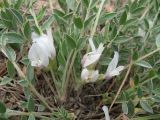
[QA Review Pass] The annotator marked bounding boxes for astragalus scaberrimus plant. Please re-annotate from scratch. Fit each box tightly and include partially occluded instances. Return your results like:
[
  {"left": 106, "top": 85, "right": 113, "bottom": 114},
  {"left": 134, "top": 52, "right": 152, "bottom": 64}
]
[{"left": 1, "top": 0, "right": 160, "bottom": 119}]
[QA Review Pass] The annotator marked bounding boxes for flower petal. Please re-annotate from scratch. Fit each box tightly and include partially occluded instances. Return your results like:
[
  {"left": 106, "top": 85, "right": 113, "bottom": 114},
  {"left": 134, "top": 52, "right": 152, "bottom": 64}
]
[
  {"left": 31, "top": 32, "right": 40, "bottom": 42},
  {"left": 46, "top": 27, "right": 56, "bottom": 58},
  {"left": 106, "top": 65, "right": 124, "bottom": 78},
  {"left": 90, "top": 70, "right": 99, "bottom": 82},
  {"left": 81, "top": 68, "right": 99, "bottom": 83},
  {"left": 29, "top": 29, "right": 57, "bottom": 68},
  {"left": 36, "top": 35, "right": 51, "bottom": 57},
  {"left": 83, "top": 52, "right": 101, "bottom": 67},
  {"left": 102, "top": 106, "right": 110, "bottom": 120},
  {"left": 31, "top": 31, "right": 56, "bottom": 59},
  {"left": 81, "top": 68, "right": 89, "bottom": 80},
  {"left": 106, "top": 51, "right": 119, "bottom": 74},
  {"left": 28, "top": 42, "right": 49, "bottom": 67},
  {"left": 97, "top": 43, "right": 104, "bottom": 54},
  {"left": 115, "top": 65, "right": 124, "bottom": 71},
  {"left": 46, "top": 27, "right": 53, "bottom": 43},
  {"left": 89, "top": 37, "right": 96, "bottom": 51}
]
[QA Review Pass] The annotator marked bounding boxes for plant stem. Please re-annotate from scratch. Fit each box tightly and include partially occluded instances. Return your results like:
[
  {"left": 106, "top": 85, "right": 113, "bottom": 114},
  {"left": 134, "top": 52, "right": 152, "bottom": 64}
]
[
  {"left": 49, "top": 67, "right": 60, "bottom": 98},
  {"left": 133, "top": 114, "right": 160, "bottom": 120},
  {"left": 123, "top": 48, "right": 160, "bottom": 70},
  {"left": 141, "top": 75, "right": 157, "bottom": 85},
  {"left": 29, "top": 84, "right": 53, "bottom": 111},
  {"left": 12, "top": 62, "right": 53, "bottom": 112},
  {"left": 63, "top": 50, "right": 77, "bottom": 101},
  {"left": 43, "top": 73, "right": 57, "bottom": 99},
  {"left": 87, "top": 0, "right": 105, "bottom": 52},
  {"left": 139, "top": 1, "right": 151, "bottom": 20},
  {"left": 29, "top": 9, "right": 43, "bottom": 35},
  {"left": 135, "top": 48, "right": 160, "bottom": 62},
  {"left": 61, "top": 50, "right": 74, "bottom": 101},
  {"left": 107, "top": 26, "right": 122, "bottom": 48},
  {"left": 79, "top": 0, "right": 93, "bottom": 47},
  {"left": 109, "top": 61, "right": 132, "bottom": 111},
  {"left": 8, "top": 110, "right": 52, "bottom": 119},
  {"left": 90, "top": 0, "right": 105, "bottom": 39},
  {"left": 48, "top": 0, "right": 53, "bottom": 11},
  {"left": 84, "top": 0, "right": 93, "bottom": 21}
]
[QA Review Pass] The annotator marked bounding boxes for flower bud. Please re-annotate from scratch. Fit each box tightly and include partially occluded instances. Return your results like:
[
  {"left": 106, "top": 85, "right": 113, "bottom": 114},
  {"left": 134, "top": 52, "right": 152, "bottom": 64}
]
[{"left": 81, "top": 68, "right": 99, "bottom": 83}]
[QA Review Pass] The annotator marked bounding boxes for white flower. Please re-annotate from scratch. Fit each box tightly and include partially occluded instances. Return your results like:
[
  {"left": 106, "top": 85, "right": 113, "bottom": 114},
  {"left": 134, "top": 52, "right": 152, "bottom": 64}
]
[
  {"left": 102, "top": 106, "right": 110, "bottom": 120},
  {"left": 28, "top": 28, "right": 56, "bottom": 67},
  {"left": 81, "top": 68, "right": 99, "bottom": 83},
  {"left": 105, "top": 51, "right": 124, "bottom": 80},
  {"left": 81, "top": 38, "right": 104, "bottom": 68}
]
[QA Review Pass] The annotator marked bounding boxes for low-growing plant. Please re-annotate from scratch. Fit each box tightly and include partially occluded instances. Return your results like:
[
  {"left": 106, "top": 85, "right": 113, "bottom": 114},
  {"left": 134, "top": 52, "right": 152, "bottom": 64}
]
[{"left": 0, "top": 0, "right": 160, "bottom": 119}]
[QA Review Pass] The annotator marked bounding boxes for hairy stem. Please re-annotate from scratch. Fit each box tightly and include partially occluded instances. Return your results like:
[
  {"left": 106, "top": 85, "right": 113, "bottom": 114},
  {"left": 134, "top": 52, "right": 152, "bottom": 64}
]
[
  {"left": 87, "top": 0, "right": 105, "bottom": 52},
  {"left": 8, "top": 110, "right": 52, "bottom": 119},
  {"left": 90, "top": 0, "right": 105, "bottom": 39},
  {"left": 136, "top": 48, "right": 160, "bottom": 62},
  {"left": 48, "top": 0, "right": 53, "bottom": 11},
  {"left": 12, "top": 62, "right": 53, "bottom": 112},
  {"left": 109, "top": 61, "right": 132, "bottom": 111},
  {"left": 29, "top": 9, "right": 43, "bottom": 35}
]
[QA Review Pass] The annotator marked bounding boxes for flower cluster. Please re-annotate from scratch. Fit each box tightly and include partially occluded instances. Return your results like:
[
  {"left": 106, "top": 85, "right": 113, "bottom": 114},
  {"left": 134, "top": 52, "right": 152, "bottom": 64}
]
[
  {"left": 81, "top": 38, "right": 104, "bottom": 83},
  {"left": 28, "top": 28, "right": 124, "bottom": 82},
  {"left": 28, "top": 28, "right": 56, "bottom": 68},
  {"left": 81, "top": 38, "right": 124, "bottom": 83}
]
